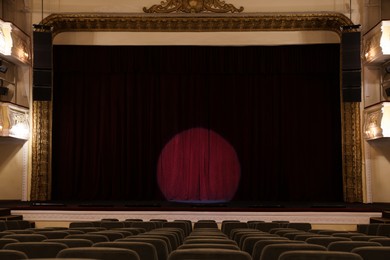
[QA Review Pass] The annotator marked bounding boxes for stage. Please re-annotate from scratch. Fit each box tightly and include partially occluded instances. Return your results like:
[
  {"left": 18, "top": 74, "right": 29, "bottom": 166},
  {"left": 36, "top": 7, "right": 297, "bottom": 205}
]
[{"left": 2, "top": 201, "right": 388, "bottom": 227}]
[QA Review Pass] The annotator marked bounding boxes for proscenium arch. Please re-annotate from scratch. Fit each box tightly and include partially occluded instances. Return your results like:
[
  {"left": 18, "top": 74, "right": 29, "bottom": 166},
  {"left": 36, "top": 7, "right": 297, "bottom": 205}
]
[{"left": 31, "top": 12, "right": 363, "bottom": 203}]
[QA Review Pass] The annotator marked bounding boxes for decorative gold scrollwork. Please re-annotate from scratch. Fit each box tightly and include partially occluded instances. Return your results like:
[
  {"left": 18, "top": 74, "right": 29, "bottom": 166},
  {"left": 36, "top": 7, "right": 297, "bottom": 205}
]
[{"left": 143, "top": 0, "right": 244, "bottom": 13}]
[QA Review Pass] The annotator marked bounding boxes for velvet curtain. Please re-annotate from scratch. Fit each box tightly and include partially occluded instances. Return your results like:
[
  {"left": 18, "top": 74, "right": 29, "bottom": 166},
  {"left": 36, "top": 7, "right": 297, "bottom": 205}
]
[{"left": 52, "top": 44, "right": 342, "bottom": 203}]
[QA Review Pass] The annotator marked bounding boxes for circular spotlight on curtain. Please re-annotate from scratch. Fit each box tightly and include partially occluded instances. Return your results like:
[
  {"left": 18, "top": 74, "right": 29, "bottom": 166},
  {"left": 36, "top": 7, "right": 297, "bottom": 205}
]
[{"left": 157, "top": 127, "right": 240, "bottom": 203}]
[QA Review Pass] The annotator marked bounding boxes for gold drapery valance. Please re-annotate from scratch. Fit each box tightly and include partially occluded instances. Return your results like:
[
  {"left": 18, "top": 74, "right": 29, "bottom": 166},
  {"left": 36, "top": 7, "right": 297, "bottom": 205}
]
[{"left": 31, "top": 11, "right": 363, "bottom": 202}]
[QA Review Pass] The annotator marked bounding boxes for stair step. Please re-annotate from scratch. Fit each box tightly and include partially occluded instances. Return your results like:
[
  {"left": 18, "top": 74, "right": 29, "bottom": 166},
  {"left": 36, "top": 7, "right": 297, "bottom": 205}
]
[
  {"left": 0, "top": 208, "right": 11, "bottom": 217},
  {"left": 370, "top": 217, "right": 390, "bottom": 224},
  {"left": 0, "top": 215, "right": 23, "bottom": 221},
  {"left": 382, "top": 210, "right": 390, "bottom": 219}
]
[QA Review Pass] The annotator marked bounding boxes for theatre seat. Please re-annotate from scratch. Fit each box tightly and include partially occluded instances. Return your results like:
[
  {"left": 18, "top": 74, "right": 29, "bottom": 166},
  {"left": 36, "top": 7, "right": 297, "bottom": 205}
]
[
  {"left": 131, "top": 221, "right": 157, "bottom": 232},
  {"left": 221, "top": 222, "right": 248, "bottom": 238},
  {"left": 231, "top": 229, "right": 260, "bottom": 243},
  {"left": 350, "top": 235, "right": 387, "bottom": 241},
  {"left": 177, "top": 243, "right": 240, "bottom": 250},
  {"left": 194, "top": 222, "right": 218, "bottom": 229},
  {"left": 57, "top": 247, "right": 140, "bottom": 260},
  {"left": 4, "top": 241, "right": 68, "bottom": 258},
  {"left": 136, "top": 234, "right": 173, "bottom": 252},
  {"left": 247, "top": 221, "right": 265, "bottom": 229},
  {"left": 252, "top": 239, "right": 306, "bottom": 260},
  {"left": 188, "top": 231, "right": 227, "bottom": 237},
  {"left": 333, "top": 232, "right": 367, "bottom": 238},
  {"left": 287, "top": 223, "right": 312, "bottom": 232},
  {"left": 88, "top": 231, "right": 124, "bottom": 241},
  {"left": 183, "top": 238, "right": 237, "bottom": 246},
  {"left": 0, "top": 238, "right": 18, "bottom": 248},
  {"left": 369, "top": 237, "right": 390, "bottom": 246},
  {"left": 69, "top": 221, "right": 95, "bottom": 228},
  {"left": 153, "top": 228, "right": 183, "bottom": 241},
  {"left": 377, "top": 224, "right": 390, "bottom": 237},
  {"left": 94, "top": 241, "right": 158, "bottom": 260},
  {"left": 164, "top": 222, "right": 190, "bottom": 237},
  {"left": 117, "top": 237, "right": 169, "bottom": 260},
  {"left": 259, "top": 243, "right": 327, "bottom": 260},
  {"left": 282, "top": 231, "right": 309, "bottom": 240},
  {"left": 167, "top": 248, "right": 251, "bottom": 260},
  {"left": 241, "top": 236, "right": 289, "bottom": 254},
  {"left": 3, "top": 234, "right": 47, "bottom": 242},
  {"left": 327, "top": 241, "right": 382, "bottom": 252},
  {"left": 0, "top": 221, "right": 7, "bottom": 231},
  {"left": 0, "top": 249, "right": 28, "bottom": 259},
  {"left": 43, "top": 238, "right": 93, "bottom": 248},
  {"left": 99, "top": 221, "right": 125, "bottom": 229},
  {"left": 0, "top": 231, "right": 13, "bottom": 238},
  {"left": 352, "top": 246, "right": 390, "bottom": 260},
  {"left": 255, "top": 222, "right": 280, "bottom": 232},
  {"left": 174, "top": 220, "right": 192, "bottom": 234},
  {"left": 65, "top": 234, "right": 109, "bottom": 243},
  {"left": 278, "top": 250, "right": 363, "bottom": 260},
  {"left": 35, "top": 230, "right": 69, "bottom": 239},
  {"left": 147, "top": 231, "right": 179, "bottom": 250},
  {"left": 305, "top": 236, "right": 351, "bottom": 247},
  {"left": 293, "top": 234, "right": 329, "bottom": 241}
]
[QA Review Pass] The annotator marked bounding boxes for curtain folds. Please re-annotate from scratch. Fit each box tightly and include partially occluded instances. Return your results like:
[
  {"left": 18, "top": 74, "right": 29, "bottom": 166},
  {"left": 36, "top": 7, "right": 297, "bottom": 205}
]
[{"left": 51, "top": 45, "right": 345, "bottom": 202}]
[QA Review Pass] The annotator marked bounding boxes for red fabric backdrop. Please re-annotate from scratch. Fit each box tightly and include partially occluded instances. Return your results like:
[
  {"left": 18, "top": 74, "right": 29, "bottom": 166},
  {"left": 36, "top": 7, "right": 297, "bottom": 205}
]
[
  {"left": 157, "top": 127, "right": 240, "bottom": 202},
  {"left": 52, "top": 45, "right": 343, "bottom": 203}
]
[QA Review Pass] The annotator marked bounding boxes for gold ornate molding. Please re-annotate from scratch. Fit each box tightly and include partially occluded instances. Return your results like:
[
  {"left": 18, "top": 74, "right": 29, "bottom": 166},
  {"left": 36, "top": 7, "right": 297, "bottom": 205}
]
[
  {"left": 31, "top": 101, "right": 51, "bottom": 201},
  {"left": 40, "top": 12, "right": 353, "bottom": 36},
  {"left": 143, "top": 0, "right": 244, "bottom": 13},
  {"left": 342, "top": 102, "right": 363, "bottom": 202},
  {"left": 33, "top": 12, "right": 362, "bottom": 202}
]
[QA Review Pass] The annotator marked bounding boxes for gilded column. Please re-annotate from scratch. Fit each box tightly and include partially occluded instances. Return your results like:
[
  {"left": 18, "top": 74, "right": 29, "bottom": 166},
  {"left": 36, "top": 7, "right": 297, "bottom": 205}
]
[{"left": 31, "top": 101, "right": 51, "bottom": 200}]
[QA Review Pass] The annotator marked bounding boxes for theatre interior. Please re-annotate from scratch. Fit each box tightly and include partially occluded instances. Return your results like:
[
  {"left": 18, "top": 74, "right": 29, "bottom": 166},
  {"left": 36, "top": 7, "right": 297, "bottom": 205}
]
[{"left": 0, "top": 0, "right": 390, "bottom": 259}]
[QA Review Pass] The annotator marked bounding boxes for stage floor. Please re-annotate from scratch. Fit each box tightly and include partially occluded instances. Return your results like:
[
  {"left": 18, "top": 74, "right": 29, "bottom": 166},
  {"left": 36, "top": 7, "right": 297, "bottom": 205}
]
[
  {"left": 2, "top": 200, "right": 389, "bottom": 212},
  {"left": 2, "top": 201, "right": 388, "bottom": 226}
]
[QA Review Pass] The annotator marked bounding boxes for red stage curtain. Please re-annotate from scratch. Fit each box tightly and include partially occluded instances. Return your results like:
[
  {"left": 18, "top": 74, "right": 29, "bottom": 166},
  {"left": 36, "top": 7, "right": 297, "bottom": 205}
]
[
  {"left": 52, "top": 45, "right": 342, "bottom": 203},
  {"left": 157, "top": 127, "right": 240, "bottom": 202}
]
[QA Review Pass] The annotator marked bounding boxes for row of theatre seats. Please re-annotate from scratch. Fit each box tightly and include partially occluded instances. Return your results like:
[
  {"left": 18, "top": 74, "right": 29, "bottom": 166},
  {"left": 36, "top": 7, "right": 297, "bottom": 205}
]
[{"left": 0, "top": 219, "right": 390, "bottom": 259}]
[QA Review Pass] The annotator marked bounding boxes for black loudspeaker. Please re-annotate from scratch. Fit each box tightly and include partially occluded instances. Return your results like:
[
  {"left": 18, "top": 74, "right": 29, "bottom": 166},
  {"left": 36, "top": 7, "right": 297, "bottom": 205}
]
[
  {"left": 33, "top": 31, "right": 52, "bottom": 70},
  {"left": 342, "top": 70, "right": 361, "bottom": 86},
  {"left": 33, "top": 29, "right": 53, "bottom": 101},
  {"left": 33, "top": 69, "right": 52, "bottom": 86},
  {"left": 341, "top": 30, "right": 361, "bottom": 102},
  {"left": 33, "top": 87, "right": 52, "bottom": 101},
  {"left": 342, "top": 70, "right": 361, "bottom": 102},
  {"left": 341, "top": 31, "right": 361, "bottom": 71}
]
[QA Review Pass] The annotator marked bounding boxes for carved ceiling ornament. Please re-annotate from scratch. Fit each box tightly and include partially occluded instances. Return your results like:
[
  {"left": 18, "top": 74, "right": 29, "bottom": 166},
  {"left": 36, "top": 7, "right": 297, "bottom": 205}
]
[{"left": 143, "top": 0, "right": 244, "bottom": 13}]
